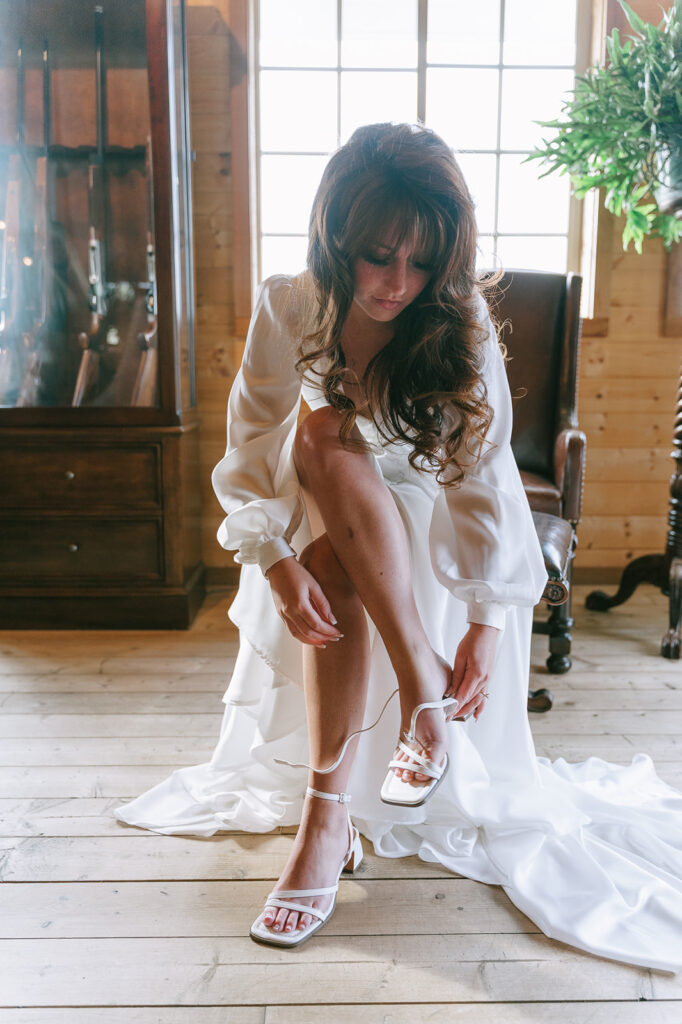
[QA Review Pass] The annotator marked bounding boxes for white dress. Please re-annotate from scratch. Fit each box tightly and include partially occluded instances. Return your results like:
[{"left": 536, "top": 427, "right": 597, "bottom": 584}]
[{"left": 115, "top": 273, "right": 682, "bottom": 973}]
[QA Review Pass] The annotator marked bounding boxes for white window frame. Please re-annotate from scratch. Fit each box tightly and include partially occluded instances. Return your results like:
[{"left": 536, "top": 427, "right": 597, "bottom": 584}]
[{"left": 249, "top": 0, "right": 594, "bottom": 298}]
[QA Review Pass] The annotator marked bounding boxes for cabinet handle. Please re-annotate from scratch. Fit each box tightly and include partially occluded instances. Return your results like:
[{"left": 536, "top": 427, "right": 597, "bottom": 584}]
[
  {"left": 64, "top": 471, "right": 75, "bottom": 481},
  {"left": 68, "top": 543, "right": 79, "bottom": 553}
]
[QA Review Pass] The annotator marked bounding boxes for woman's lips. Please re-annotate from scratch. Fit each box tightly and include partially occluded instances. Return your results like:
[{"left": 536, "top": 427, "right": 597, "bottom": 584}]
[{"left": 374, "top": 298, "right": 402, "bottom": 310}]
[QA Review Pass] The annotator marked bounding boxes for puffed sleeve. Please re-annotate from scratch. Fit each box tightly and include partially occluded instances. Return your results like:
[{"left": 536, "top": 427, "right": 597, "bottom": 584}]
[
  {"left": 211, "top": 274, "right": 304, "bottom": 577},
  {"left": 428, "top": 293, "right": 548, "bottom": 630}
]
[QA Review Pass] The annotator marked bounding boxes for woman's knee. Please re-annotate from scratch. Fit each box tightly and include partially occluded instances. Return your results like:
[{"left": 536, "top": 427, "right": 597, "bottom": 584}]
[
  {"left": 293, "top": 407, "right": 343, "bottom": 476},
  {"left": 299, "top": 533, "right": 357, "bottom": 601}
]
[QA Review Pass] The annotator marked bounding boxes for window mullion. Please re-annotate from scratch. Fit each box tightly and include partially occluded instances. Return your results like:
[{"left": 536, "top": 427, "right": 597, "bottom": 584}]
[
  {"left": 493, "top": 0, "right": 505, "bottom": 262},
  {"left": 417, "top": 0, "right": 427, "bottom": 123},
  {"left": 337, "top": 0, "right": 342, "bottom": 148}
]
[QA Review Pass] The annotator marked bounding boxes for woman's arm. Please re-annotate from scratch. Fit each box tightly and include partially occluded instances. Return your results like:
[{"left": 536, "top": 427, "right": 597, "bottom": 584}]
[
  {"left": 429, "top": 292, "right": 548, "bottom": 715},
  {"left": 211, "top": 274, "right": 304, "bottom": 575}
]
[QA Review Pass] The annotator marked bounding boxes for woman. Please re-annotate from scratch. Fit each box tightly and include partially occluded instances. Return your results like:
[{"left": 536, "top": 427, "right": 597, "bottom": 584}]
[{"left": 115, "top": 123, "right": 682, "bottom": 970}]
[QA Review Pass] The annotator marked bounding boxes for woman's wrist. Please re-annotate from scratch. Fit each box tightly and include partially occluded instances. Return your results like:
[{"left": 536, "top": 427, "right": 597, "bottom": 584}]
[{"left": 264, "top": 553, "right": 296, "bottom": 580}]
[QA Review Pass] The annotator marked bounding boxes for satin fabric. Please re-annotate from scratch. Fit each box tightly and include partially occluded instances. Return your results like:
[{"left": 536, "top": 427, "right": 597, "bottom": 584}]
[{"left": 114, "top": 274, "right": 682, "bottom": 973}]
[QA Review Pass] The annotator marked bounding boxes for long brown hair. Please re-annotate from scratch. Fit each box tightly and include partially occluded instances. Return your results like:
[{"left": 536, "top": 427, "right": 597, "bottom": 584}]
[{"left": 295, "top": 122, "right": 503, "bottom": 487}]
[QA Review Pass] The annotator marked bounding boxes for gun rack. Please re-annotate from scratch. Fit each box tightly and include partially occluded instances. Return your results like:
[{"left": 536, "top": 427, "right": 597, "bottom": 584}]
[{"left": 0, "top": 0, "right": 204, "bottom": 628}]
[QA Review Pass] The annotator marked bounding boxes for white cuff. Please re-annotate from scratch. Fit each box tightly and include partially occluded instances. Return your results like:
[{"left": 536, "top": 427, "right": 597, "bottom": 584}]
[
  {"left": 256, "top": 537, "right": 298, "bottom": 577},
  {"left": 466, "top": 601, "right": 507, "bottom": 630}
]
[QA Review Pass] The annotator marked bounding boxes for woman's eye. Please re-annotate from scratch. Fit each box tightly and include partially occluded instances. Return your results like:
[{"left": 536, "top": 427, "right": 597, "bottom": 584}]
[
  {"left": 363, "top": 254, "right": 389, "bottom": 266},
  {"left": 412, "top": 261, "right": 432, "bottom": 272}
]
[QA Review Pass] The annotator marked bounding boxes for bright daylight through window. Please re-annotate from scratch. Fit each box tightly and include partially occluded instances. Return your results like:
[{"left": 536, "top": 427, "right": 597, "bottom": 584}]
[{"left": 254, "top": 0, "right": 587, "bottom": 284}]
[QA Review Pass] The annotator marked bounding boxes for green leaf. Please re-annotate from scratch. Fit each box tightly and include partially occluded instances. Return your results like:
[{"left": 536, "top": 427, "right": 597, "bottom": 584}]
[{"left": 618, "top": 1, "right": 647, "bottom": 38}]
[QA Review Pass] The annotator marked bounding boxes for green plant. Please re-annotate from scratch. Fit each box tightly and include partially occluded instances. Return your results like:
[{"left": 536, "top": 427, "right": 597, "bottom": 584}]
[{"left": 527, "top": 0, "right": 682, "bottom": 253}]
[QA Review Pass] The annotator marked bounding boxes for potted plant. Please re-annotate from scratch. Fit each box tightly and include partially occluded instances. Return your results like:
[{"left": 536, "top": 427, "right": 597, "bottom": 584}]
[{"left": 527, "top": 0, "right": 682, "bottom": 253}]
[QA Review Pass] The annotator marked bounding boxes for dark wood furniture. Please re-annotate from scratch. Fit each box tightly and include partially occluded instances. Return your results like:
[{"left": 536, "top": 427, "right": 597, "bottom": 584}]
[
  {"left": 0, "top": 0, "right": 204, "bottom": 628},
  {"left": 491, "top": 269, "right": 585, "bottom": 676}
]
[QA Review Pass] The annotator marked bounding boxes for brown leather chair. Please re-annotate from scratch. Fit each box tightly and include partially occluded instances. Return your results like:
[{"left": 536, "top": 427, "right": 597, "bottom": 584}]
[{"left": 489, "top": 270, "right": 586, "bottom": 683}]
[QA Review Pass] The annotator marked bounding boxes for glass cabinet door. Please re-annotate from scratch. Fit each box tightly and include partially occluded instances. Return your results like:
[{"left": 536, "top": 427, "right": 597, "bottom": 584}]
[{"left": 0, "top": 0, "right": 161, "bottom": 409}]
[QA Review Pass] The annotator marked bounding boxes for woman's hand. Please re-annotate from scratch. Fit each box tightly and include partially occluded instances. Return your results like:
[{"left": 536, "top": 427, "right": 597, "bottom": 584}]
[
  {"left": 266, "top": 555, "right": 344, "bottom": 647},
  {"left": 444, "top": 622, "right": 499, "bottom": 721}
]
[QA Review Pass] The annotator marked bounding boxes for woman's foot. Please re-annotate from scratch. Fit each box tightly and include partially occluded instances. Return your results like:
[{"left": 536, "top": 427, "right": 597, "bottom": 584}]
[
  {"left": 391, "top": 653, "right": 452, "bottom": 785},
  {"left": 259, "top": 792, "right": 353, "bottom": 936}
]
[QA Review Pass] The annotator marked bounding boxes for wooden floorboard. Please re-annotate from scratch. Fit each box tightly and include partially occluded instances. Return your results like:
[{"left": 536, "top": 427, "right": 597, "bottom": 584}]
[{"left": 0, "top": 585, "right": 680, "bottom": 1018}]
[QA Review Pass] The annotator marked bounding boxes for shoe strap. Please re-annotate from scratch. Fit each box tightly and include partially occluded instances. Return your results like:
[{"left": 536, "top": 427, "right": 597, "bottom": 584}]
[
  {"left": 397, "top": 739, "right": 441, "bottom": 773},
  {"left": 263, "top": 897, "right": 330, "bottom": 922},
  {"left": 406, "top": 696, "right": 459, "bottom": 742},
  {"left": 268, "top": 884, "right": 339, "bottom": 899},
  {"left": 306, "top": 786, "right": 351, "bottom": 803},
  {"left": 388, "top": 757, "right": 442, "bottom": 781},
  {"left": 274, "top": 687, "right": 400, "bottom": 775}
]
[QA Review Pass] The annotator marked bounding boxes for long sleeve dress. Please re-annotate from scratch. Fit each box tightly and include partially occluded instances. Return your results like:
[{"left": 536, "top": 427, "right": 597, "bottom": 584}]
[{"left": 114, "top": 272, "right": 682, "bottom": 973}]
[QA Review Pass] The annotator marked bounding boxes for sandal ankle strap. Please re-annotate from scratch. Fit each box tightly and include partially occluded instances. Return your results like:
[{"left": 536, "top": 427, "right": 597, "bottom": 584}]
[{"left": 306, "top": 786, "right": 351, "bottom": 803}]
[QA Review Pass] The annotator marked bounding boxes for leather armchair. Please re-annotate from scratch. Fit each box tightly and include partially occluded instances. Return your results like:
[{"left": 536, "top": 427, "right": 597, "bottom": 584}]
[{"left": 490, "top": 270, "right": 586, "bottom": 677}]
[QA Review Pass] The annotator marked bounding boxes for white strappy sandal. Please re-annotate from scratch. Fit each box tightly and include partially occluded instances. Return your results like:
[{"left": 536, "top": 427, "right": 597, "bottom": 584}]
[
  {"left": 380, "top": 696, "right": 459, "bottom": 807},
  {"left": 249, "top": 785, "right": 363, "bottom": 949}
]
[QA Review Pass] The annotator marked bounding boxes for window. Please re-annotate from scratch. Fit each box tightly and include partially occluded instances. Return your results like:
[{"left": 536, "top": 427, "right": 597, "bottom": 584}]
[{"left": 253, "top": 0, "right": 591, "bottom": 285}]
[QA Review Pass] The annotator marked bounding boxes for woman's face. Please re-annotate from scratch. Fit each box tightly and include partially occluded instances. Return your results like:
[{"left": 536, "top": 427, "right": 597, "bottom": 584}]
[{"left": 352, "top": 237, "right": 432, "bottom": 325}]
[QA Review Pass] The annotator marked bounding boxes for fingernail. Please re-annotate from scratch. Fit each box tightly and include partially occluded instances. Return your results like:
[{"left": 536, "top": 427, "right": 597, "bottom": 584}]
[
  {"left": 319, "top": 644, "right": 327, "bottom": 650},
  {"left": 329, "top": 615, "right": 338, "bottom": 624}
]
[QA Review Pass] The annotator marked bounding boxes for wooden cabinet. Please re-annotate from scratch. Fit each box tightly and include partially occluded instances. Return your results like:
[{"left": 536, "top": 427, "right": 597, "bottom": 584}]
[{"left": 0, "top": 0, "right": 204, "bottom": 627}]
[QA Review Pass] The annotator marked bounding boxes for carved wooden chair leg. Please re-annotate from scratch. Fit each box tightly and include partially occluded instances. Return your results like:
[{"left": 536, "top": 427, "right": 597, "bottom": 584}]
[{"left": 663, "top": 556, "right": 682, "bottom": 659}]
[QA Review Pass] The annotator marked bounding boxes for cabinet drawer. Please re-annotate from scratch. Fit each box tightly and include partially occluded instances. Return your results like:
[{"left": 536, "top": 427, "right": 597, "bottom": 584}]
[
  {"left": 0, "top": 445, "right": 161, "bottom": 509},
  {"left": 0, "top": 517, "right": 163, "bottom": 580}
]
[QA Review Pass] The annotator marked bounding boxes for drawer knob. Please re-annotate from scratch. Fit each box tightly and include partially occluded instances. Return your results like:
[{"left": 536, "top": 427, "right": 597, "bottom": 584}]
[
  {"left": 68, "top": 543, "right": 79, "bottom": 553},
  {"left": 64, "top": 471, "right": 75, "bottom": 481}
]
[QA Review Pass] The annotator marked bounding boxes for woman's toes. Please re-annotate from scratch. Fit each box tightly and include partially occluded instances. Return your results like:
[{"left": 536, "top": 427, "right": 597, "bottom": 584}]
[
  {"left": 298, "top": 912, "right": 313, "bottom": 930},
  {"left": 284, "top": 911, "right": 299, "bottom": 933},
  {"left": 263, "top": 905, "right": 276, "bottom": 926},
  {"left": 274, "top": 907, "right": 288, "bottom": 931}
]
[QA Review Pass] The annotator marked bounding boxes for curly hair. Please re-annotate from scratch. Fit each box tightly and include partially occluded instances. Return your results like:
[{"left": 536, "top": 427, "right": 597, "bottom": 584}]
[{"left": 293, "top": 122, "right": 503, "bottom": 487}]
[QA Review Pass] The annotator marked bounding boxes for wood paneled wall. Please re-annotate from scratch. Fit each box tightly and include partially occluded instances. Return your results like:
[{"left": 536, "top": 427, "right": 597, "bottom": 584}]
[
  {"left": 185, "top": 0, "right": 681, "bottom": 581},
  {"left": 576, "top": 0, "right": 679, "bottom": 580},
  {"left": 186, "top": 1, "right": 240, "bottom": 577}
]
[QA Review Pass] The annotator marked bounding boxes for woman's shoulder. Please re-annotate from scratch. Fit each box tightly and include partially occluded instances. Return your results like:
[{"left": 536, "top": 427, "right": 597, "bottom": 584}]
[{"left": 256, "top": 270, "right": 318, "bottom": 336}]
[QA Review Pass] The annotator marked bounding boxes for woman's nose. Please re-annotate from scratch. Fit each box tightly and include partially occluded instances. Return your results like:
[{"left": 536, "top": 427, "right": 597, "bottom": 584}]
[{"left": 385, "top": 260, "right": 408, "bottom": 296}]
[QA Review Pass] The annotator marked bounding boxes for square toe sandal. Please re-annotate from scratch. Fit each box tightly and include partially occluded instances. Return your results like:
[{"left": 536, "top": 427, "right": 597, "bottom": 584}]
[
  {"left": 249, "top": 786, "right": 363, "bottom": 949},
  {"left": 380, "top": 695, "right": 459, "bottom": 807}
]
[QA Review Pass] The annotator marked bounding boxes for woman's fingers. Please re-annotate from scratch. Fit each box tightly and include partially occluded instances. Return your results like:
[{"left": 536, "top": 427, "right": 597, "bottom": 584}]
[
  {"left": 309, "top": 584, "right": 338, "bottom": 630},
  {"left": 295, "top": 588, "right": 344, "bottom": 641}
]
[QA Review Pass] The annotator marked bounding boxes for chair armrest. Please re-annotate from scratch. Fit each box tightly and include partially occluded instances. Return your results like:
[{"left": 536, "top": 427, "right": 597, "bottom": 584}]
[
  {"left": 531, "top": 510, "right": 576, "bottom": 606},
  {"left": 554, "top": 427, "right": 586, "bottom": 524}
]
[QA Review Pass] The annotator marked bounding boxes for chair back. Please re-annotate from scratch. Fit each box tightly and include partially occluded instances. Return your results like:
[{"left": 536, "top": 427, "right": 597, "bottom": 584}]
[{"left": 490, "top": 270, "right": 581, "bottom": 483}]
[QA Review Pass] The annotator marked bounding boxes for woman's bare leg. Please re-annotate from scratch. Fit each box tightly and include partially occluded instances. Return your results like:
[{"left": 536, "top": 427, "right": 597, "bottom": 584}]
[
  {"left": 261, "top": 533, "right": 372, "bottom": 936},
  {"left": 293, "top": 408, "right": 451, "bottom": 776},
  {"left": 260, "top": 407, "right": 450, "bottom": 938}
]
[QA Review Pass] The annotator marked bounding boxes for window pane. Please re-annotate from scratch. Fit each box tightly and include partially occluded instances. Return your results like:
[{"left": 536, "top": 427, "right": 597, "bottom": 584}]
[
  {"left": 260, "top": 70, "right": 337, "bottom": 152},
  {"left": 340, "top": 71, "right": 418, "bottom": 142},
  {"left": 341, "top": 0, "right": 417, "bottom": 68},
  {"left": 500, "top": 68, "right": 575, "bottom": 151},
  {"left": 427, "top": 0, "right": 500, "bottom": 65},
  {"left": 260, "top": 154, "right": 329, "bottom": 234},
  {"left": 455, "top": 152, "right": 497, "bottom": 234},
  {"left": 504, "top": 0, "right": 577, "bottom": 66},
  {"left": 426, "top": 68, "right": 498, "bottom": 150},
  {"left": 496, "top": 235, "right": 568, "bottom": 273},
  {"left": 259, "top": 0, "right": 337, "bottom": 67},
  {"left": 497, "top": 153, "right": 570, "bottom": 234},
  {"left": 261, "top": 235, "right": 309, "bottom": 282}
]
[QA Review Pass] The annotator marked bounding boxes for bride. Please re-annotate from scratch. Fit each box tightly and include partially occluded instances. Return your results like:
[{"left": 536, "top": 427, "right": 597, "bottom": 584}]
[{"left": 115, "top": 122, "right": 682, "bottom": 970}]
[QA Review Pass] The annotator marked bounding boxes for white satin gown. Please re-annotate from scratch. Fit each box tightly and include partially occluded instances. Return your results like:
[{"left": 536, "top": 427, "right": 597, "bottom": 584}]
[{"left": 114, "top": 273, "right": 682, "bottom": 973}]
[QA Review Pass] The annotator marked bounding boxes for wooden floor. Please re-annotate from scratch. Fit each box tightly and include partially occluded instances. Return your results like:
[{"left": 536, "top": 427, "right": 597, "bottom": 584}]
[{"left": 1, "top": 584, "right": 681, "bottom": 1022}]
